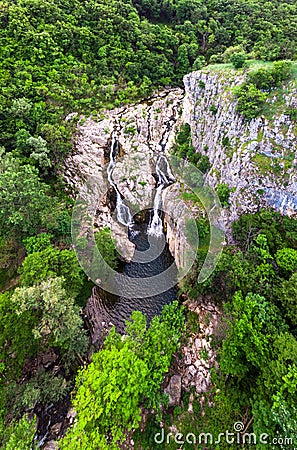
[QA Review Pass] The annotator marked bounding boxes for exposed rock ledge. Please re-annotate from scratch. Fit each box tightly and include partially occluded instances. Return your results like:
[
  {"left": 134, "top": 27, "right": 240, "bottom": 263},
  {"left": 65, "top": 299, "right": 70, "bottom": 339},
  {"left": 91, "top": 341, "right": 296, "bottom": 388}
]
[
  {"left": 63, "top": 89, "right": 184, "bottom": 263},
  {"left": 184, "top": 69, "right": 297, "bottom": 229}
]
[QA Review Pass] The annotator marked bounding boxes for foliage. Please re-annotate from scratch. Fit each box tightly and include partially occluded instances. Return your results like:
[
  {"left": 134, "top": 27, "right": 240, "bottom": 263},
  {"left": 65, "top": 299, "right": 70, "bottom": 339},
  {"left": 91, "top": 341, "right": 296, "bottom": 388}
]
[
  {"left": 59, "top": 301, "right": 184, "bottom": 449},
  {"left": 275, "top": 248, "right": 297, "bottom": 274},
  {"left": 222, "top": 45, "right": 245, "bottom": 63},
  {"left": 0, "top": 152, "right": 51, "bottom": 237},
  {"left": 277, "top": 273, "right": 297, "bottom": 326},
  {"left": 0, "top": 291, "right": 38, "bottom": 378},
  {"left": 7, "top": 370, "right": 68, "bottom": 414},
  {"left": 95, "top": 227, "right": 119, "bottom": 270},
  {"left": 1, "top": 415, "right": 37, "bottom": 450},
  {"left": 286, "top": 106, "right": 297, "bottom": 121},
  {"left": 192, "top": 55, "right": 206, "bottom": 71},
  {"left": 216, "top": 183, "right": 230, "bottom": 207},
  {"left": 23, "top": 232, "right": 53, "bottom": 254},
  {"left": 11, "top": 277, "right": 88, "bottom": 360},
  {"left": 0, "top": 278, "right": 85, "bottom": 438},
  {"left": 0, "top": 238, "right": 22, "bottom": 290},
  {"left": 234, "top": 61, "right": 293, "bottom": 119},
  {"left": 209, "top": 104, "right": 218, "bottom": 115},
  {"left": 231, "top": 210, "right": 297, "bottom": 252},
  {"left": 230, "top": 52, "right": 247, "bottom": 69},
  {"left": 19, "top": 246, "right": 85, "bottom": 297},
  {"left": 1, "top": 0, "right": 295, "bottom": 176},
  {"left": 219, "top": 292, "right": 297, "bottom": 446},
  {"left": 178, "top": 211, "right": 297, "bottom": 448},
  {"left": 249, "top": 60, "right": 292, "bottom": 90},
  {"left": 234, "top": 82, "right": 267, "bottom": 119},
  {"left": 220, "top": 292, "right": 286, "bottom": 378},
  {"left": 172, "top": 123, "right": 211, "bottom": 173}
]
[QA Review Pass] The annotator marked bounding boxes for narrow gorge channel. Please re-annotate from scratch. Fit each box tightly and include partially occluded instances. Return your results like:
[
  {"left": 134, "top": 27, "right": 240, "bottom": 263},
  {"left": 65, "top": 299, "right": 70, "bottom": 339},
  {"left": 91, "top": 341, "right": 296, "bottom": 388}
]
[{"left": 85, "top": 94, "right": 183, "bottom": 337}]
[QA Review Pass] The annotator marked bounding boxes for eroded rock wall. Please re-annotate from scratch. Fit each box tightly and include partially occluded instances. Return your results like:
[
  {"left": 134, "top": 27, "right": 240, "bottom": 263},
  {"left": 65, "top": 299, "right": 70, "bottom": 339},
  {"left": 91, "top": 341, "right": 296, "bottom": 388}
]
[
  {"left": 63, "top": 89, "right": 184, "bottom": 262},
  {"left": 184, "top": 70, "right": 297, "bottom": 226}
]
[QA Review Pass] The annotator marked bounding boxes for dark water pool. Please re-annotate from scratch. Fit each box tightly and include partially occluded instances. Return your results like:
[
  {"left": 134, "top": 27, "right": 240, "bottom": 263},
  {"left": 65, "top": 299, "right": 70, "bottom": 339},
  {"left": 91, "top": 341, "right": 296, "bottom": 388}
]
[{"left": 90, "top": 223, "right": 178, "bottom": 334}]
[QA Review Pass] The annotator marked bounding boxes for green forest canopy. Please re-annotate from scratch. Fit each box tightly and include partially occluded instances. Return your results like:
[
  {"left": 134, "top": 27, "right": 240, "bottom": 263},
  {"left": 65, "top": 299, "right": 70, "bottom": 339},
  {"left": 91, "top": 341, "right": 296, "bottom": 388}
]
[
  {"left": 0, "top": 0, "right": 297, "bottom": 447},
  {"left": 1, "top": 0, "right": 297, "bottom": 168}
]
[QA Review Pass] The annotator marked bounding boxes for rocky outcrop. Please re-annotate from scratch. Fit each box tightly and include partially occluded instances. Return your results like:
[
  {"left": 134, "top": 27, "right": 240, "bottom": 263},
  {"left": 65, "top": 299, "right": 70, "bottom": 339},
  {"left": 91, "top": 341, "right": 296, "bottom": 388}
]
[
  {"left": 162, "top": 183, "right": 200, "bottom": 273},
  {"left": 179, "top": 300, "right": 221, "bottom": 397},
  {"left": 184, "top": 69, "right": 297, "bottom": 227},
  {"left": 164, "top": 374, "right": 182, "bottom": 407},
  {"left": 162, "top": 297, "right": 222, "bottom": 413},
  {"left": 43, "top": 441, "right": 58, "bottom": 450},
  {"left": 63, "top": 89, "right": 184, "bottom": 262}
]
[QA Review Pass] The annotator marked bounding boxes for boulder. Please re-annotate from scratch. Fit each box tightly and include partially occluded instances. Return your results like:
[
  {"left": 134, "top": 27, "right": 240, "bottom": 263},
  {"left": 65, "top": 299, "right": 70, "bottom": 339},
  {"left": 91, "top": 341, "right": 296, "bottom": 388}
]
[{"left": 165, "top": 375, "right": 182, "bottom": 407}]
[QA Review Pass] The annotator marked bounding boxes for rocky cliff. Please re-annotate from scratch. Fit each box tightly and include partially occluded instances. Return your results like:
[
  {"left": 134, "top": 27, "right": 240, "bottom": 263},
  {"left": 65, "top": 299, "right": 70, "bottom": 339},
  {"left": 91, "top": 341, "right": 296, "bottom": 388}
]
[
  {"left": 63, "top": 69, "right": 297, "bottom": 266},
  {"left": 63, "top": 89, "right": 184, "bottom": 262},
  {"left": 184, "top": 68, "right": 297, "bottom": 227}
]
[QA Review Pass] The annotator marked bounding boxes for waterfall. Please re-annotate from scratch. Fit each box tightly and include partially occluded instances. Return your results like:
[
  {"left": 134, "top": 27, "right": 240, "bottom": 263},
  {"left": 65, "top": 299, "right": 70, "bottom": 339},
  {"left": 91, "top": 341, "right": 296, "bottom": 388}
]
[
  {"left": 148, "top": 184, "right": 163, "bottom": 237},
  {"left": 107, "top": 132, "right": 133, "bottom": 227},
  {"left": 108, "top": 108, "right": 177, "bottom": 235},
  {"left": 148, "top": 154, "right": 175, "bottom": 237},
  {"left": 147, "top": 102, "right": 179, "bottom": 237}
]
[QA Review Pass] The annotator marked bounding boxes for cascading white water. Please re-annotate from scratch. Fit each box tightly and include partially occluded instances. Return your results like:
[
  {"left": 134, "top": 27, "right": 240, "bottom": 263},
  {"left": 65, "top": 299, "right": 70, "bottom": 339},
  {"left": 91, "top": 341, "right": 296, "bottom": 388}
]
[
  {"left": 148, "top": 154, "right": 175, "bottom": 237},
  {"left": 107, "top": 132, "right": 133, "bottom": 227},
  {"left": 148, "top": 184, "right": 164, "bottom": 237},
  {"left": 108, "top": 111, "right": 176, "bottom": 234}
]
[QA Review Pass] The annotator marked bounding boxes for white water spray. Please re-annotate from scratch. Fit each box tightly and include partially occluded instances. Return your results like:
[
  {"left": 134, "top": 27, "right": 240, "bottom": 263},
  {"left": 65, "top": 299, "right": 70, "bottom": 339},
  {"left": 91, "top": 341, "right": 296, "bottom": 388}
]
[
  {"left": 107, "top": 132, "right": 133, "bottom": 227},
  {"left": 148, "top": 154, "right": 175, "bottom": 237}
]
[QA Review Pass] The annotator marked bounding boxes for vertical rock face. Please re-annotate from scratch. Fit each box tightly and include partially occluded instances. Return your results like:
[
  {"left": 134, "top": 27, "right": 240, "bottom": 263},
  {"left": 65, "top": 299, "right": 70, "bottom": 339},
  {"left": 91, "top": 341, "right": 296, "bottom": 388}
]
[
  {"left": 164, "top": 374, "right": 182, "bottom": 407},
  {"left": 64, "top": 89, "right": 184, "bottom": 200},
  {"left": 63, "top": 89, "right": 184, "bottom": 262},
  {"left": 63, "top": 71, "right": 296, "bottom": 269},
  {"left": 183, "top": 70, "right": 297, "bottom": 223}
]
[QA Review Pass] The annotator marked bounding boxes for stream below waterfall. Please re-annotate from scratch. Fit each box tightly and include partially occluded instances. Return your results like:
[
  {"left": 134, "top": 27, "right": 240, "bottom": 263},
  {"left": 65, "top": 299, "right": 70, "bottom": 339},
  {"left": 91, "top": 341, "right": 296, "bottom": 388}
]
[
  {"left": 92, "top": 227, "right": 177, "bottom": 333},
  {"left": 91, "top": 122, "right": 178, "bottom": 333},
  {"left": 35, "top": 93, "right": 183, "bottom": 447}
]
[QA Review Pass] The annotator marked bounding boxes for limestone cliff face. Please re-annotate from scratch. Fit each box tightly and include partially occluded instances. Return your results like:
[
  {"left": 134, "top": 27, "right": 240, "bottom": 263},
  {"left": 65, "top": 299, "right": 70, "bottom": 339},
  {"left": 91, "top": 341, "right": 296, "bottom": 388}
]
[
  {"left": 183, "top": 69, "right": 297, "bottom": 226},
  {"left": 63, "top": 71, "right": 296, "bottom": 266},
  {"left": 162, "top": 183, "right": 200, "bottom": 272},
  {"left": 63, "top": 89, "right": 184, "bottom": 262}
]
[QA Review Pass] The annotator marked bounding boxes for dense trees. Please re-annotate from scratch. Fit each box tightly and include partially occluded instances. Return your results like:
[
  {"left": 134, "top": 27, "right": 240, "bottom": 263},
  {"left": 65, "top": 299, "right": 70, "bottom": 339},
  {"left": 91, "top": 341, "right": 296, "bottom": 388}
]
[
  {"left": 1, "top": 415, "right": 37, "bottom": 450},
  {"left": 0, "top": 0, "right": 296, "bottom": 446},
  {"left": 0, "top": 152, "right": 50, "bottom": 237},
  {"left": 230, "top": 51, "right": 247, "bottom": 69},
  {"left": 59, "top": 302, "right": 184, "bottom": 449},
  {"left": 94, "top": 227, "right": 119, "bottom": 270},
  {"left": 19, "top": 246, "right": 85, "bottom": 297},
  {"left": 0, "top": 278, "right": 87, "bottom": 434},
  {"left": 234, "top": 61, "right": 293, "bottom": 119},
  {"left": 172, "top": 123, "right": 211, "bottom": 173},
  {"left": 178, "top": 210, "right": 297, "bottom": 448},
  {"left": 1, "top": 0, "right": 296, "bottom": 176},
  {"left": 11, "top": 278, "right": 87, "bottom": 361}
]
